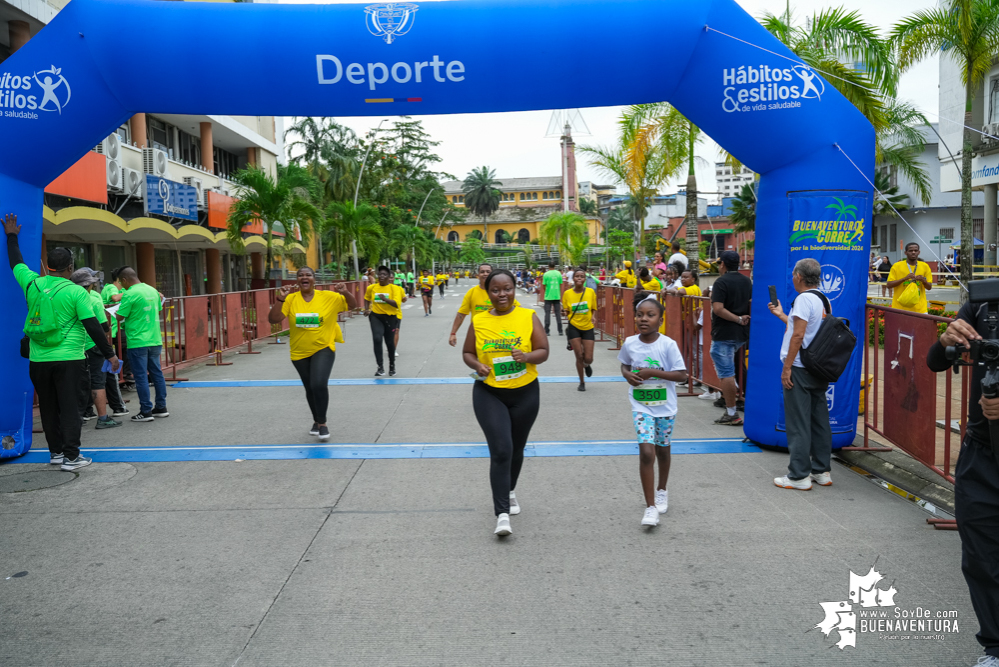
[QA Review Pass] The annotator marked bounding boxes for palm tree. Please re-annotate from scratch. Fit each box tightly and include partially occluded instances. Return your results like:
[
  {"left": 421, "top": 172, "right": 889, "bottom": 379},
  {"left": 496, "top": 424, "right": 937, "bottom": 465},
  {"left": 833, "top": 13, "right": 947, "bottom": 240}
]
[
  {"left": 582, "top": 104, "right": 693, "bottom": 259},
  {"left": 872, "top": 170, "right": 910, "bottom": 219},
  {"left": 539, "top": 211, "right": 588, "bottom": 264},
  {"left": 226, "top": 164, "right": 322, "bottom": 274},
  {"left": 729, "top": 183, "right": 757, "bottom": 233},
  {"left": 325, "top": 201, "right": 384, "bottom": 276},
  {"left": 606, "top": 207, "right": 636, "bottom": 233},
  {"left": 762, "top": 6, "right": 932, "bottom": 207},
  {"left": 891, "top": 0, "right": 999, "bottom": 292},
  {"left": 285, "top": 117, "right": 360, "bottom": 203},
  {"left": 388, "top": 224, "right": 431, "bottom": 271},
  {"left": 578, "top": 197, "right": 597, "bottom": 216},
  {"left": 462, "top": 166, "right": 502, "bottom": 240}
]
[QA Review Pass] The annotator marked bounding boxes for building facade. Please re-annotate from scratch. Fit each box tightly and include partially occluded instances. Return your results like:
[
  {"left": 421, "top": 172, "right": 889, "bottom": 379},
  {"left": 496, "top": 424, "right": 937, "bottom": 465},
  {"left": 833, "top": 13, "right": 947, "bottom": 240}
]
[
  {"left": 714, "top": 162, "right": 754, "bottom": 202},
  {"left": 1, "top": 0, "right": 290, "bottom": 296}
]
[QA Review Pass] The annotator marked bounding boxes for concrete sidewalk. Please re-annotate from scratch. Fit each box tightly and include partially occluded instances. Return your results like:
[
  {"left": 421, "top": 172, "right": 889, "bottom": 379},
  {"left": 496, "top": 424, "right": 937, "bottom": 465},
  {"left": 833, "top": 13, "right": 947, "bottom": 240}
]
[{"left": 0, "top": 283, "right": 984, "bottom": 666}]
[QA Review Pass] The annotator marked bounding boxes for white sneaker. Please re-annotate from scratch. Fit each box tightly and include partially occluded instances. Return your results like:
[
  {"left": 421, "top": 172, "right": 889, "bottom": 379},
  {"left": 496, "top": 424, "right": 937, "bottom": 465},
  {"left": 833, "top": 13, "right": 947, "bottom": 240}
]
[
  {"left": 61, "top": 456, "right": 93, "bottom": 471},
  {"left": 509, "top": 492, "right": 520, "bottom": 515},
  {"left": 811, "top": 471, "right": 832, "bottom": 486},
  {"left": 49, "top": 454, "right": 64, "bottom": 465},
  {"left": 654, "top": 489, "right": 668, "bottom": 514},
  {"left": 641, "top": 506, "right": 659, "bottom": 526},
  {"left": 494, "top": 513, "right": 512, "bottom": 536},
  {"left": 774, "top": 475, "right": 812, "bottom": 490},
  {"left": 973, "top": 656, "right": 999, "bottom": 667},
  {"left": 697, "top": 391, "right": 720, "bottom": 401},
  {"left": 395, "top": 352, "right": 399, "bottom": 357}
]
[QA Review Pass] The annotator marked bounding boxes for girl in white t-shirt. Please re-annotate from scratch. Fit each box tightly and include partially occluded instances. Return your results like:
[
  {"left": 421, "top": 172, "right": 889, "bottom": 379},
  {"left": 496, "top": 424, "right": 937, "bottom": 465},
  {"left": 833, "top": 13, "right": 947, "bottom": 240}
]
[{"left": 618, "top": 292, "right": 688, "bottom": 527}]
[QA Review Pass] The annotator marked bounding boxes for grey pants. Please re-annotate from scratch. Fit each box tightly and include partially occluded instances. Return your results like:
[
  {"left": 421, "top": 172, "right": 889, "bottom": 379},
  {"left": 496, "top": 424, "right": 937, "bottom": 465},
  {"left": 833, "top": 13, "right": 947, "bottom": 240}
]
[{"left": 783, "top": 365, "right": 832, "bottom": 480}]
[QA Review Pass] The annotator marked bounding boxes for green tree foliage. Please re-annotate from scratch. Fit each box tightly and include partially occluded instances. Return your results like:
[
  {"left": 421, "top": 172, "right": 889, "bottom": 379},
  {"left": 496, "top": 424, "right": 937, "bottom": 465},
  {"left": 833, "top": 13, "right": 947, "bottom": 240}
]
[
  {"left": 891, "top": 0, "right": 999, "bottom": 293},
  {"left": 324, "top": 201, "right": 385, "bottom": 278},
  {"left": 729, "top": 183, "right": 757, "bottom": 234},
  {"left": 227, "top": 164, "right": 322, "bottom": 270},
  {"left": 462, "top": 166, "right": 502, "bottom": 240},
  {"left": 578, "top": 197, "right": 598, "bottom": 216},
  {"left": 872, "top": 170, "right": 910, "bottom": 219},
  {"left": 459, "top": 237, "right": 486, "bottom": 265},
  {"left": 540, "top": 212, "right": 589, "bottom": 265}
]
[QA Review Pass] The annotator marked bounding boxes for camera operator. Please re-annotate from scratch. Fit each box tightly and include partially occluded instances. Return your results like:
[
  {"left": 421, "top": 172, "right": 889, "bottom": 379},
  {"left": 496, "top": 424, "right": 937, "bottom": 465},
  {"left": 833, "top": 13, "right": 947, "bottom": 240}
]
[{"left": 927, "top": 304, "right": 999, "bottom": 666}]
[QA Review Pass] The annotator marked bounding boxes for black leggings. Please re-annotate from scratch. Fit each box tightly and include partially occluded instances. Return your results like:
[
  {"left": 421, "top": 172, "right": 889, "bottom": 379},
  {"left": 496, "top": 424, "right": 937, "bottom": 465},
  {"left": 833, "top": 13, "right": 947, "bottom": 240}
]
[
  {"left": 472, "top": 379, "right": 540, "bottom": 515},
  {"left": 291, "top": 347, "right": 336, "bottom": 423},
  {"left": 438, "top": 282, "right": 445, "bottom": 296},
  {"left": 369, "top": 313, "right": 398, "bottom": 368}
]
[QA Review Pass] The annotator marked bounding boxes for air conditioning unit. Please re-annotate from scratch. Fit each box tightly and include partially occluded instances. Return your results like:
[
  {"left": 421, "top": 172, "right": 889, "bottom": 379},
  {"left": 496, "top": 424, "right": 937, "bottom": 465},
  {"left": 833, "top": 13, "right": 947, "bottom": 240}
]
[
  {"left": 985, "top": 124, "right": 999, "bottom": 141},
  {"left": 96, "top": 133, "right": 122, "bottom": 161},
  {"left": 122, "top": 167, "right": 143, "bottom": 197},
  {"left": 106, "top": 154, "right": 123, "bottom": 192},
  {"left": 142, "top": 147, "right": 168, "bottom": 176},
  {"left": 183, "top": 177, "right": 205, "bottom": 209}
]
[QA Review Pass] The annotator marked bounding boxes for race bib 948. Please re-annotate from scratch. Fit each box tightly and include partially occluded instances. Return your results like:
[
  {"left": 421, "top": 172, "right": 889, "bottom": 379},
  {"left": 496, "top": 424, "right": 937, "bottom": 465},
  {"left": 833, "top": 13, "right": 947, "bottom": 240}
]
[{"left": 492, "top": 355, "right": 526, "bottom": 382}]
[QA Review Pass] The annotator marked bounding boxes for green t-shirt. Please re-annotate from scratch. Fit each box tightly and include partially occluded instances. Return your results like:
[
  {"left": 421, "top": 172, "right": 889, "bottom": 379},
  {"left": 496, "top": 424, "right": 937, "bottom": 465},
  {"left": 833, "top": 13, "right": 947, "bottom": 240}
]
[
  {"left": 118, "top": 282, "right": 163, "bottom": 347},
  {"left": 542, "top": 270, "right": 563, "bottom": 301},
  {"left": 84, "top": 289, "right": 108, "bottom": 351},
  {"left": 101, "top": 283, "right": 119, "bottom": 337},
  {"left": 13, "top": 264, "right": 94, "bottom": 362},
  {"left": 393, "top": 273, "right": 404, "bottom": 286},
  {"left": 406, "top": 272, "right": 415, "bottom": 282}
]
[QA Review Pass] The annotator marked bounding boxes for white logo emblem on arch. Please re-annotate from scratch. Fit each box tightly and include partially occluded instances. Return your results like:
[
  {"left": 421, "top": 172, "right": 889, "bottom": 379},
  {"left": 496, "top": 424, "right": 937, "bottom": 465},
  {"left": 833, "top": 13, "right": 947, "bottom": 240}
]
[
  {"left": 33, "top": 66, "right": 71, "bottom": 114},
  {"left": 792, "top": 64, "right": 824, "bottom": 101},
  {"left": 365, "top": 3, "right": 419, "bottom": 44}
]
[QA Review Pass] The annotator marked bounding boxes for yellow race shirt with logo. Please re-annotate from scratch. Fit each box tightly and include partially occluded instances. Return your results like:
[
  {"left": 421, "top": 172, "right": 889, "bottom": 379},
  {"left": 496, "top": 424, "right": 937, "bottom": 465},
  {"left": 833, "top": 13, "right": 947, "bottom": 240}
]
[
  {"left": 458, "top": 285, "right": 520, "bottom": 318},
  {"left": 641, "top": 280, "right": 660, "bottom": 292},
  {"left": 419, "top": 275, "right": 435, "bottom": 290},
  {"left": 888, "top": 260, "right": 932, "bottom": 313},
  {"left": 282, "top": 290, "right": 348, "bottom": 361},
  {"left": 615, "top": 270, "right": 637, "bottom": 288},
  {"left": 365, "top": 283, "right": 406, "bottom": 317},
  {"left": 561, "top": 287, "right": 597, "bottom": 331},
  {"left": 436, "top": 273, "right": 446, "bottom": 283},
  {"left": 680, "top": 284, "right": 702, "bottom": 297},
  {"left": 474, "top": 306, "right": 537, "bottom": 389}
]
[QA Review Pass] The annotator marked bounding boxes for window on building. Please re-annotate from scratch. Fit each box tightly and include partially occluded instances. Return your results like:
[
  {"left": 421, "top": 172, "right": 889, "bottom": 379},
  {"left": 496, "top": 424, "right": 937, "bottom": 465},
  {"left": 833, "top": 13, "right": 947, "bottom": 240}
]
[
  {"left": 178, "top": 131, "right": 201, "bottom": 166},
  {"left": 155, "top": 248, "right": 180, "bottom": 298},
  {"left": 940, "top": 227, "right": 955, "bottom": 240},
  {"left": 147, "top": 117, "right": 173, "bottom": 155},
  {"left": 214, "top": 147, "right": 240, "bottom": 179},
  {"left": 115, "top": 123, "right": 130, "bottom": 146},
  {"left": 557, "top": 190, "right": 561, "bottom": 198},
  {"left": 975, "top": 218, "right": 984, "bottom": 242},
  {"left": 532, "top": 192, "right": 538, "bottom": 201},
  {"left": 890, "top": 224, "right": 897, "bottom": 252},
  {"left": 872, "top": 226, "right": 878, "bottom": 247},
  {"left": 47, "top": 241, "right": 90, "bottom": 271},
  {"left": 447, "top": 231, "right": 459, "bottom": 242},
  {"left": 96, "top": 245, "right": 126, "bottom": 284},
  {"left": 990, "top": 78, "right": 999, "bottom": 124}
]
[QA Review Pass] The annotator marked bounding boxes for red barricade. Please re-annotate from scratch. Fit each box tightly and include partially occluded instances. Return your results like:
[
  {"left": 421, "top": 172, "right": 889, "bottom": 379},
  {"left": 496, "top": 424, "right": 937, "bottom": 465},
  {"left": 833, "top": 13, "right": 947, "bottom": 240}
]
[{"left": 863, "top": 304, "right": 965, "bottom": 485}]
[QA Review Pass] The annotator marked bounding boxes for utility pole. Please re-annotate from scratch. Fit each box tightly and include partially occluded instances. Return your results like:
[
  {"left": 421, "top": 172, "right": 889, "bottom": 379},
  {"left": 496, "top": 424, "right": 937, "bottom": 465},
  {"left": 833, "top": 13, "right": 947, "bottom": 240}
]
[{"left": 684, "top": 123, "right": 699, "bottom": 264}]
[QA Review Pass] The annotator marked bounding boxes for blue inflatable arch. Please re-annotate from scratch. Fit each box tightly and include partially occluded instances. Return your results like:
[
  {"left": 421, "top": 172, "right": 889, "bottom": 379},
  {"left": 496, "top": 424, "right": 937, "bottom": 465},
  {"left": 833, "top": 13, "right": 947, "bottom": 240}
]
[{"left": 0, "top": 0, "right": 873, "bottom": 453}]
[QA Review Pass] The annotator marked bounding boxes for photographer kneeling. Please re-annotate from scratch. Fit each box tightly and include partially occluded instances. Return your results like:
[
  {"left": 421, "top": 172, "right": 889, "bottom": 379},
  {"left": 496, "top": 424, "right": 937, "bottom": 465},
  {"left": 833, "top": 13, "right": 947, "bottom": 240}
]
[{"left": 927, "top": 288, "right": 999, "bottom": 666}]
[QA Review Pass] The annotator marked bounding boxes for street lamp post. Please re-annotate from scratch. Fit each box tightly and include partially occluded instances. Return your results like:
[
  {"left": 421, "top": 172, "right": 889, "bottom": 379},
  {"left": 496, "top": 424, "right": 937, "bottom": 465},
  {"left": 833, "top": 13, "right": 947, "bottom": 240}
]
[
  {"left": 350, "top": 119, "right": 388, "bottom": 279},
  {"left": 414, "top": 188, "right": 436, "bottom": 276}
]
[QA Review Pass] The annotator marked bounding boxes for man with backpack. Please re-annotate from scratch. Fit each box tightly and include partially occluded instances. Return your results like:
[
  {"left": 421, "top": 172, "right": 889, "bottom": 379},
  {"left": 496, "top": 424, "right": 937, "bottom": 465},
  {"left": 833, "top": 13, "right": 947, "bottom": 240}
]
[
  {"left": 4, "top": 214, "right": 120, "bottom": 471},
  {"left": 767, "top": 258, "right": 834, "bottom": 491}
]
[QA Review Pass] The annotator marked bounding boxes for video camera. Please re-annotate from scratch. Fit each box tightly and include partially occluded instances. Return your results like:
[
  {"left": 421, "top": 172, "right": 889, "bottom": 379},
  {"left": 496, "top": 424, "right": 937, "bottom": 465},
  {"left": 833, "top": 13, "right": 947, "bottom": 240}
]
[{"left": 945, "top": 279, "right": 999, "bottom": 450}]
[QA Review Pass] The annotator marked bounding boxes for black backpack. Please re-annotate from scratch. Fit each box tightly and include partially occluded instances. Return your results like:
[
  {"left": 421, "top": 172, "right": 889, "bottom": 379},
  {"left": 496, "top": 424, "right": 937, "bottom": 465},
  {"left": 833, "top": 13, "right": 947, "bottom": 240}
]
[{"left": 796, "top": 290, "right": 856, "bottom": 384}]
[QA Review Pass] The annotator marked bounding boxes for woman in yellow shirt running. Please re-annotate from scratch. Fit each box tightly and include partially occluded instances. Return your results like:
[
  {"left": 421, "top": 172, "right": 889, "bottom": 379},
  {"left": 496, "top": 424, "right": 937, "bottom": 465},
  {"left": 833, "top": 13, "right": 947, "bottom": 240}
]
[
  {"left": 463, "top": 269, "right": 549, "bottom": 536},
  {"left": 363, "top": 265, "right": 407, "bottom": 377},
  {"left": 268, "top": 267, "right": 356, "bottom": 441},
  {"left": 418, "top": 269, "right": 435, "bottom": 316},
  {"left": 561, "top": 268, "right": 598, "bottom": 391}
]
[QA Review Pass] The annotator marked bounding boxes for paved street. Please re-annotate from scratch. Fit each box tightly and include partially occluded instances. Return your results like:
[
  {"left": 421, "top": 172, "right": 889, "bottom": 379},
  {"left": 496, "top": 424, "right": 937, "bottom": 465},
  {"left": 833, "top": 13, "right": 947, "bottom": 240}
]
[{"left": 0, "top": 282, "right": 984, "bottom": 666}]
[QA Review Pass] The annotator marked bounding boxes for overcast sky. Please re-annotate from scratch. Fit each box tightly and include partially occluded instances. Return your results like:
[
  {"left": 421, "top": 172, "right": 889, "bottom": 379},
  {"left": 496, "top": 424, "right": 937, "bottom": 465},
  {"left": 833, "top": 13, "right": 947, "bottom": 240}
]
[{"left": 281, "top": 0, "right": 940, "bottom": 199}]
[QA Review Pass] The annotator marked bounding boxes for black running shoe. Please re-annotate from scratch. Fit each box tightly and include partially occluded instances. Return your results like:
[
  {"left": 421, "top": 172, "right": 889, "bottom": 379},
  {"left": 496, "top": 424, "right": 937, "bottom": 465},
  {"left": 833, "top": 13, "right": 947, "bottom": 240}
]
[
  {"left": 375, "top": 367, "right": 385, "bottom": 377},
  {"left": 584, "top": 365, "right": 593, "bottom": 378},
  {"left": 713, "top": 396, "right": 726, "bottom": 408},
  {"left": 130, "top": 412, "right": 154, "bottom": 422},
  {"left": 82, "top": 407, "right": 97, "bottom": 421},
  {"left": 318, "top": 425, "right": 330, "bottom": 441},
  {"left": 151, "top": 407, "right": 169, "bottom": 418},
  {"left": 309, "top": 422, "right": 320, "bottom": 436},
  {"left": 577, "top": 383, "right": 586, "bottom": 392},
  {"left": 389, "top": 365, "right": 396, "bottom": 377}
]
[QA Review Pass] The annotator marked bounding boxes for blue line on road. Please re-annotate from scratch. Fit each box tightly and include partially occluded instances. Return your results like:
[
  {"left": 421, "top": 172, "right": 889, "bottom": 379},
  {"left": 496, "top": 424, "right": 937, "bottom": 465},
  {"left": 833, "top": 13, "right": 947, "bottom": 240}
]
[
  {"left": 171, "top": 376, "right": 630, "bottom": 388},
  {"left": 9, "top": 439, "right": 758, "bottom": 464}
]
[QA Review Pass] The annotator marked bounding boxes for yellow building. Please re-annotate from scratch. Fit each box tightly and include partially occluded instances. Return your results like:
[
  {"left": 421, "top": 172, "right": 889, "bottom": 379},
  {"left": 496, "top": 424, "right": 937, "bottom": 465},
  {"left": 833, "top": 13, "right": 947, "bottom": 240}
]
[{"left": 440, "top": 177, "right": 602, "bottom": 244}]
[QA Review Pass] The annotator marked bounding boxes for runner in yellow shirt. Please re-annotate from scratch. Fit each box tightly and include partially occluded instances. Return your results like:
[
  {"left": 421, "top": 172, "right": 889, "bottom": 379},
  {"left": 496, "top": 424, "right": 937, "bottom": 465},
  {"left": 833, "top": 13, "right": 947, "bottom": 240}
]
[
  {"left": 448, "top": 262, "right": 520, "bottom": 347},
  {"left": 268, "top": 267, "right": 356, "bottom": 440},
  {"left": 363, "top": 265, "right": 407, "bottom": 376},
  {"left": 886, "top": 242, "right": 933, "bottom": 313},
  {"left": 561, "top": 268, "right": 598, "bottom": 391},
  {"left": 418, "top": 269, "right": 435, "bottom": 316},
  {"left": 616, "top": 261, "right": 637, "bottom": 288},
  {"left": 436, "top": 271, "right": 447, "bottom": 298},
  {"left": 462, "top": 269, "right": 549, "bottom": 536}
]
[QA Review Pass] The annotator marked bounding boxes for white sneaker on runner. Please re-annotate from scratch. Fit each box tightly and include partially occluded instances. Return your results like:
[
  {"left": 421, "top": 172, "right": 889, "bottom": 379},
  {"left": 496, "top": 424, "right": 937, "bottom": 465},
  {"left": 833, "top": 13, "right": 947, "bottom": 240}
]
[
  {"left": 494, "top": 513, "right": 512, "bottom": 536},
  {"left": 811, "top": 472, "right": 832, "bottom": 486},
  {"left": 654, "top": 489, "right": 668, "bottom": 514},
  {"left": 509, "top": 492, "right": 520, "bottom": 515},
  {"left": 774, "top": 475, "right": 812, "bottom": 490},
  {"left": 697, "top": 391, "right": 720, "bottom": 401},
  {"left": 641, "top": 506, "right": 659, "bottom": 526}
]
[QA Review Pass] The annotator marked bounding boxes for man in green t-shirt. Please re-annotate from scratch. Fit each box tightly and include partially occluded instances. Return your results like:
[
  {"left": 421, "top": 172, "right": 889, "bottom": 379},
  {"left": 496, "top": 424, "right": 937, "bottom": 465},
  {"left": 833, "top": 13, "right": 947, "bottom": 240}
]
[
  {"left": 542, "top": 261, "right": 564, "bottom": 336},
  {"left": 101, "top": 267, "right": 134, "bottom": 387},
  {"left": 4, "top": 214, "right": 119, "bottom": 471},
  {"left": 115, "top": 266, "right": 167, "bottom": 422},
  {"left": 406, "top": 270, "right": 415, "bottom": 298},
  {"left": 71, "top": 268, "right": 123, "bottom": 429}
]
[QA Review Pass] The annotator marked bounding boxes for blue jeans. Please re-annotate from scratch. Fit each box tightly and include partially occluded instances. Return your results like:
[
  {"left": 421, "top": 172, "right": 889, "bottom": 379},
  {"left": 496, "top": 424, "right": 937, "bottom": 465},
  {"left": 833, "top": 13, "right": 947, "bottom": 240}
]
[
  {"left": 127, "top": 345, "right": 167, "bottom": 415},
  {"left": 709, "top": 339, "right": 745, "bottom": 379}
]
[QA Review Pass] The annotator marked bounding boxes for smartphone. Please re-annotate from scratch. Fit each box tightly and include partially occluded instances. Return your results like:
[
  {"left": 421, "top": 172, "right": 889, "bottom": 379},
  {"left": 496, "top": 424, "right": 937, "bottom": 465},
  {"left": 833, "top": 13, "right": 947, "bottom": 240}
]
[
  {"left": 469, "top": 372, "right": 489, "bottom": 382},
  {"left": 768, "top": 285, "right": 778, "bottom": 307}
]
